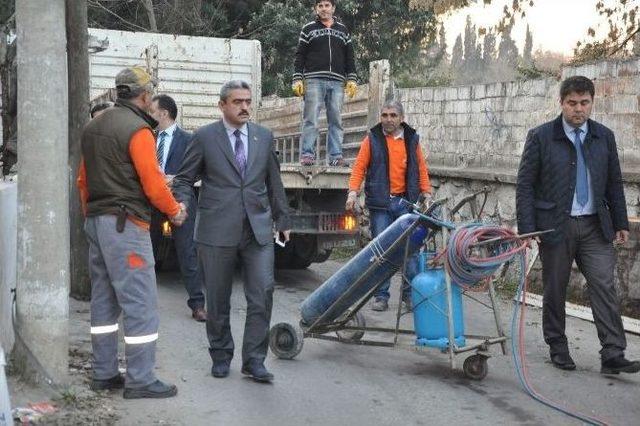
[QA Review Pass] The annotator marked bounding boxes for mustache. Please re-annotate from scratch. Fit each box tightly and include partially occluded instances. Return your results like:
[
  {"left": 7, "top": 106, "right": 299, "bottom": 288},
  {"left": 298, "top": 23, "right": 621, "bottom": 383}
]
[{"left": 238, "top": 110, "right": 249, "bottom": 116}]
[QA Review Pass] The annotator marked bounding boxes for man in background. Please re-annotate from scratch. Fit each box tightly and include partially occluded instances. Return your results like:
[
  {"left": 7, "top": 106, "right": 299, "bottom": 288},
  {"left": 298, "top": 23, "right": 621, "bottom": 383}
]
[
  {"left": 150, "top": 94, "right": 206, "bottom": 322},
  {"left": 516, "top": 75, "right": 638, "bottom": 374},
  {"left": 346, "top": 100, "right": 432, "bottom": 312},
  {"left": 90, "top": 102, "right": 113, "bottom": 119}
]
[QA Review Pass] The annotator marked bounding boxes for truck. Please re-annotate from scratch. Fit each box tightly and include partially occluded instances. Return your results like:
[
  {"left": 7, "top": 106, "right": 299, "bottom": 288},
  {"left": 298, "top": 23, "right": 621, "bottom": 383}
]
[{"left": 88, "top": 28, "right": 361, "bottom": 270}]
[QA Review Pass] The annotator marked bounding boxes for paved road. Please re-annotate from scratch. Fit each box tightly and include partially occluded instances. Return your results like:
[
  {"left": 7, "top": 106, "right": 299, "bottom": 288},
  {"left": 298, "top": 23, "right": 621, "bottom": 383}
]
[{"left": 73, "top": 260, "right": 640, "bottom": 425}]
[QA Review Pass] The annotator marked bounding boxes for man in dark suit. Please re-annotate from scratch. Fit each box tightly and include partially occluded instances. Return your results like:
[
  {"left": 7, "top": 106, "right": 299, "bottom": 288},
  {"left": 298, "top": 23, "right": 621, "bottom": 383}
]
[
  {"left": 516, "top": 75, "right": 638, "bottom": 375},
  {"left": 172, "top": 80, "right": 291, "bottom": 383},
  {"left": 149, "top": 94, "right": 206, "bottom": 322}
]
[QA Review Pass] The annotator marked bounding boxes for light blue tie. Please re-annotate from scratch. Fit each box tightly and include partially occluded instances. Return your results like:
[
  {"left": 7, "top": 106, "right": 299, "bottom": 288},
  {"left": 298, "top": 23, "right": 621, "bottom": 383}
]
[{"left": 574, "top": 128, "right": 588, "bottom": 206}]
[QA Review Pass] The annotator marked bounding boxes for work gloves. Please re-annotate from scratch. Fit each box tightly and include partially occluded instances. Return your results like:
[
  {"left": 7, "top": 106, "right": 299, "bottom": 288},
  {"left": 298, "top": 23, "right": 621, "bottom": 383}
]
[
  {"left": 418, "top": 192, "right": 433, "bottom": 211},
  {"left": 292, "top": 80, "right": 357, "bottom": 99},
  {"left": 345, "top": 80, "right": 357, "bottom": 99},
  {"left": 345, "top": 190, "right": 358, "bottom": 212},
  {"left": 292, "top": 80, "right": 305, "bottom": 97}
]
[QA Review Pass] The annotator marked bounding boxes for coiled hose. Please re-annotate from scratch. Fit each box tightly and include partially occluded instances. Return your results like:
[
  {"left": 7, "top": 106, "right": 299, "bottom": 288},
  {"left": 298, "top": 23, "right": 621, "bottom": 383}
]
[{"left": 442, "top": 223, "right": 608, "bottom": 425}]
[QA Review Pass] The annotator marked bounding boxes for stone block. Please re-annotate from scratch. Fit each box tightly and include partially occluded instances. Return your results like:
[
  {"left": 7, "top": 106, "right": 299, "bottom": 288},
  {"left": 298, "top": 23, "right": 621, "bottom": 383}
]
[
  {"left": 457, "top": 86, "right": 471, "bottom": 100},
  {"left": 455, "top": 100, "right": 471, "bottom": 114},
  {"left": 456, "top": 114, "right": 470, "bottom": 127},
  {"left": 617, "top": 59, "right": 640, "bottom": 78},
  {"left": 421, "top": 88, "right": 434, "bottom": 101},
  {"left": 446, "top": 87, "right": 458, "bottom": 100},
  {"left": 444, "top": 101, "right": 455, "bottom": 114},
  {"left": 612, "top": 95, "right": 639, "bottom": 114},
  {"left": 473, "top": 84, "right": 486, "bottom": 99},
  {"left": 444, "top": 114, "right": 457, "bottom": 127},
  {"left": 433, "top": 89, "right": 445, "bottom": 102}
]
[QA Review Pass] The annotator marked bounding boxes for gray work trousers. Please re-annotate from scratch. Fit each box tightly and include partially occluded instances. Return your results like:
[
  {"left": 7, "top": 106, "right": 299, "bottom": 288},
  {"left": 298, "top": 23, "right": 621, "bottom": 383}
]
[
  {"left": 85, "top": 215, "right": 160, "bottom": 388},
  {"left": 198, "top": 220, "right": 275, "bottom": 366},
  {"left": 540, "top": 215, "right": 626, "bottom": 361}
]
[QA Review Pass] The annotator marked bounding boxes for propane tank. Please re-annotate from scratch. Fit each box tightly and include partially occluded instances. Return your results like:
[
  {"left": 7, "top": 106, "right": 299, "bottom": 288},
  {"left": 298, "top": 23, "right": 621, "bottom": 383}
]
[
  {"left": 301, "top": 213, "right": 430, "bottom": 326},
  {"left": 411, "top": 252, "right": 465, "bottom": 349}
]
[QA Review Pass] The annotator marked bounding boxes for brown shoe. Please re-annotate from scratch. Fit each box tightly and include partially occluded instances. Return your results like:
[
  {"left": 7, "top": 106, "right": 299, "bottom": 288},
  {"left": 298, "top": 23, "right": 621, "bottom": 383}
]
[{"left": 192, "top": 307, "right": 207, "bottom": 322}]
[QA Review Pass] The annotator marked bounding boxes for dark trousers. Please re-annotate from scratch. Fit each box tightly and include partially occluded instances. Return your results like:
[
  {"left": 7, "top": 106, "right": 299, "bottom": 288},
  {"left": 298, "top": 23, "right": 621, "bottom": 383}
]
[
  {"left": 172, "top": 196, "right": 205, "bottom": 310},
  {"left": 540, "top": 215, "right": 626, "bottom": 361},
  {"left": 198, "top": 220, "right": 275, "bottom": 365},
  {"left": 151, "top": 195, "right": 205, "bottom": 310}
]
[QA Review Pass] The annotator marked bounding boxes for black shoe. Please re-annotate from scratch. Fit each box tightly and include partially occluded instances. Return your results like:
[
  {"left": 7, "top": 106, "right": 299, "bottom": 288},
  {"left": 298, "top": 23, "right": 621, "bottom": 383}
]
[
  {"left": 211, "top": 360, "right": 231, "bottom": 378},
  {"left": 241, "top": 359, "right": 274, "bottom": 383},
  {"left": 402, "top": 294, "right": 413, "bottom": 312},
  {"left": 550, "top": 352, "right": 576, "bottom": 370},
  {"left": 123, "top": 380, "right": 177, "bottom": 399},
  {"left": 601, "top": 356, "right": 640, "bottom": 375},
  {"left": 371, "top": 297, "right": 388, "bottom": 312},
  {"left": 90, "top": 373, "right": 125, "bottom": 391}
]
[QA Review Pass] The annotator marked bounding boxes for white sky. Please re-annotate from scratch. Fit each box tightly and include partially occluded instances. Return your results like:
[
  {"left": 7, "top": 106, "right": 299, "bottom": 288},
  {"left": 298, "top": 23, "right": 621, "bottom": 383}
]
[{"left": 441, "top": 0, "right": 628, "bottom": 56}]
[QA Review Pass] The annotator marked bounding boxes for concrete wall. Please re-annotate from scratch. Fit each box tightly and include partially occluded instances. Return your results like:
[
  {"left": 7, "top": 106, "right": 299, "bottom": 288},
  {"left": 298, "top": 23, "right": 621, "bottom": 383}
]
[
  {"left": 399, "top": 58, "right": 640, "bottom": 220},
  {"left": 0, "top": 181, "right": 16, "bottom": 353}
]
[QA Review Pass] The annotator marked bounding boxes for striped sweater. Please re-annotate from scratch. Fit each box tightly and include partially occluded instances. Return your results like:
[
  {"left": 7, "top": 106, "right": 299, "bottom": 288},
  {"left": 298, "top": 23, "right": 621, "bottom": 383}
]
[{"left": 293, "top": 18, "right": 357, "bottom": 83}]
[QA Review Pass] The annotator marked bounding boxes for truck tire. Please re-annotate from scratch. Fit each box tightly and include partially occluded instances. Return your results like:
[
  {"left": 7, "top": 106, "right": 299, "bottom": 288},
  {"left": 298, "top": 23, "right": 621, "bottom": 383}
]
[
  {"left": 287, "top": 253, "right": 313, "bottom": 269},
  {"left": 313, "top": 249, "right": 332, "bottom": 263},
  {"left": 274, "top": 235, "right": 317, "bottom": 270}
]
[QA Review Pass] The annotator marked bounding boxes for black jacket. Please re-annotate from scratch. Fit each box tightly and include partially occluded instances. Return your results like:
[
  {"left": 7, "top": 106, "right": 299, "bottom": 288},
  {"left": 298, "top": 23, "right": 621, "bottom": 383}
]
[
  {"left": 516, "top": 115, "right": 628, "bottom": 245},
  {"left": 364, "top": 123, "right": 420, "bottom": 209},
  {"left": 163, "top": 126, "right": 193, "bottom": 176},
  {"left": 293, "top": 18, "right": 357, "bottom": 83}
]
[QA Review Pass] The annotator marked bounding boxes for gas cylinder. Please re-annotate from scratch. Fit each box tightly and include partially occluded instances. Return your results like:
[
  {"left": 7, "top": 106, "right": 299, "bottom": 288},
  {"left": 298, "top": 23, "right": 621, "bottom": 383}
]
[
  {"left": 300, "top": 213, "right": 430, "bottom": 326},
  {"left": 411, "top": 252, "right": 465, "bottom": 349}
]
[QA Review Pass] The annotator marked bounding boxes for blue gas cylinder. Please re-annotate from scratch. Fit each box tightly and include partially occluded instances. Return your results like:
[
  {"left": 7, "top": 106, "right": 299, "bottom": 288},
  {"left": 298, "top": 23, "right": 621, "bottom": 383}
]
[
  {"left": 300, "top": 213, "right": 430, "bottom": 326},
  {"left": 411, "top": 252, "right": 465, "bottom": 349}
]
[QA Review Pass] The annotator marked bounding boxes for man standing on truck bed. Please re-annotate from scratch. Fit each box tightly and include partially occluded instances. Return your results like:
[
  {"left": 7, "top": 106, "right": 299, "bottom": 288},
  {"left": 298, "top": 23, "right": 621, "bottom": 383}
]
[
  {"left": 77, "top": 66, "right": 187, "bottom": 399},
  {"left": 149, "top": 94, "right": 207, "bottom": 323},
  {"left": 292, "top": 0, "right": 358, "bottom": 167},
  {"left": 346, "top": 100, "right": 432, "bottom": 312}
]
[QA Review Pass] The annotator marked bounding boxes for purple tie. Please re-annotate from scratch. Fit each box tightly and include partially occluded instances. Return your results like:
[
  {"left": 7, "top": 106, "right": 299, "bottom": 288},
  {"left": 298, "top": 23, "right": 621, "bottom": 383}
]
[{"left": 233, "top": 129, "right": 246, "bottom": 177}]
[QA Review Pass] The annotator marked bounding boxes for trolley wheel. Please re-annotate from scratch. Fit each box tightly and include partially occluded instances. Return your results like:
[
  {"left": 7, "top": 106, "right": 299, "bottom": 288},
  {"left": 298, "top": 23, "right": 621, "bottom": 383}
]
[
  {"left": 269, "top": 322, "right": 304, "bottom": 359},
  {"left": 336, "top": 312, "right": 366, "bottom": 342},
  {"left": 463, "top": 354, "right": 489, "bottom": 380}
]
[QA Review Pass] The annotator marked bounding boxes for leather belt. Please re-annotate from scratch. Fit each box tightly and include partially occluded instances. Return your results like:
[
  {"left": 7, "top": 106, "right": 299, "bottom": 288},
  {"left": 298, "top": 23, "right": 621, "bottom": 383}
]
[
  {"left": 570, "top": 214, "right": 597, "bottom": 219},
  {"left": 390, "top": 193, "right": 405, "bottom": 197}
]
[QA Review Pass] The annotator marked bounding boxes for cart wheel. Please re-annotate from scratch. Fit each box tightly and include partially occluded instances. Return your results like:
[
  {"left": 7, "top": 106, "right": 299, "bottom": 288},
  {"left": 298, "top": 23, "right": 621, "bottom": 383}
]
[
  {"left": 269, "top": 322, "right": 304, "bottom": 359},
  {"left": 463, "top": 354, "right": 489, "bottom": 380},
  {"left": 336, "top": 312, "right": 366, "bottom": 342}
]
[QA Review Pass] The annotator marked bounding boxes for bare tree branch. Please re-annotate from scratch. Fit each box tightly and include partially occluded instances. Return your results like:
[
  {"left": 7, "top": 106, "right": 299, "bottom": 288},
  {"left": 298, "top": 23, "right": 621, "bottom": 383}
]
[
  {"left": 87, "top": 0, "right": 150, "bottom": 32},
  {"left": 139, "top": 0, "right": 158, "bottom": 32},
  {"left": 607, "top": 25, "right": 640, "bottom": 57}
]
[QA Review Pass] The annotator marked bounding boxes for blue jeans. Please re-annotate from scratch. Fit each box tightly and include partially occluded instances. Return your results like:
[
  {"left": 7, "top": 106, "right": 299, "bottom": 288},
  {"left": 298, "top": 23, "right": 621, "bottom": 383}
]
[
  {"left": 370, "top": 196, "right": 419, "bottom": 301},
  {"left": 301, "top": 78, "right": 344, "bottom": 161}
]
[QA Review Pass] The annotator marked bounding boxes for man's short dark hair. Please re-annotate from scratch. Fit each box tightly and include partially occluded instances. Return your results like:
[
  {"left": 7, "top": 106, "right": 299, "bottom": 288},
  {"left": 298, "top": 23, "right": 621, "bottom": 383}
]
[
  {"left": 152, "top": 94, "right": 178, "bottom": 120},
  {"left": 315, "top": 0, "right": 335, "bottom": 5},
  {"left": 90, "top": 102, "right": 113, "bottom": 118},
  {"left": 560, "top": 76, "right": 595, "bottom": 101}
]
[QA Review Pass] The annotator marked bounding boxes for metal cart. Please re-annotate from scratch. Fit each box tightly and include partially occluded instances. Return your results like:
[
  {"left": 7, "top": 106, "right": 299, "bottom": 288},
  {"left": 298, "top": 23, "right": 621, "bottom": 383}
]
[{"left": 269, "top": 190, "right": 509, "bottom": 380}]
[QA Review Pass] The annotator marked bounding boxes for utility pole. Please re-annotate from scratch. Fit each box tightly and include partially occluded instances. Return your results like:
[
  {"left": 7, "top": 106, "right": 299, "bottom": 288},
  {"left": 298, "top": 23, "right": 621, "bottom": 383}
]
[
  {"left": 14, "top": 0, "right": 69, "bottom": 384},
  {"left": 66, "top": 0, "right": 91, "bottom": 299}
]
